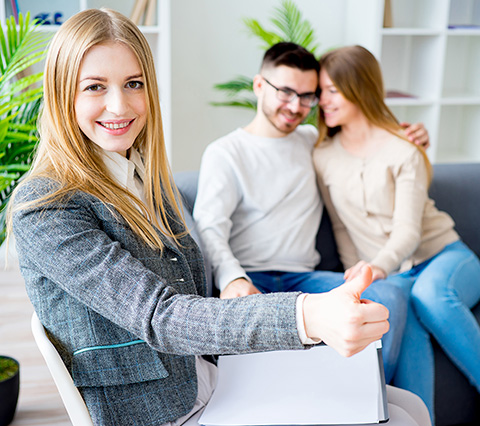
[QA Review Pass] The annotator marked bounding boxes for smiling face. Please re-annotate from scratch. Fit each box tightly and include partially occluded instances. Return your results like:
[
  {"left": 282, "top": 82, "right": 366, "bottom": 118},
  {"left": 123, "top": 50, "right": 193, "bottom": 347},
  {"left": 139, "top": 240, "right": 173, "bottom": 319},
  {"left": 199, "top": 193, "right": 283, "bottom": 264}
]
[
  {"left": 256, "top": 65, "right": 318, "bottom": 137},
  {"left": 74, "top": 41, "right": 147, "bottom": 157},
  {"left": 319, "top": 69, "right": 363, "bottom": 129}
]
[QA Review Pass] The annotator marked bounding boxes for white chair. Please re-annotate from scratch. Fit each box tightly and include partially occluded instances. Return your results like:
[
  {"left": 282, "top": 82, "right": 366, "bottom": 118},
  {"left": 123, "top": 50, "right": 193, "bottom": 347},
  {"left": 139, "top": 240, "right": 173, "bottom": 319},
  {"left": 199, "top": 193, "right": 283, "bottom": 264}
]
[{"left": 31, "top": 312, "right": 94, "bottom": 426}]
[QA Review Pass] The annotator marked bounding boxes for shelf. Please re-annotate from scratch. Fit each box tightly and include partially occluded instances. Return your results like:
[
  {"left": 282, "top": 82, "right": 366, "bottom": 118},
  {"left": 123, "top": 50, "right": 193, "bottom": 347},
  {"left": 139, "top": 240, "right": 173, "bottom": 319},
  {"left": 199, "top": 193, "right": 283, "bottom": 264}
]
[
  {"left": 382, "top": 28, "right": 443, "bottom": 36},
  {"left": 3, "top": 0, "right": 159, "bottom": 27},
  {"left": 436, "top": 105, "right": 480, "bottom": 162},
  {"left": 380, "top": 35, "right": 444, "bottom": 99},
  {"left": 442, "top": 35, "right": 480, "bottom": 98},
  {"left": 388, "top": 105, "right": 438, "bottom": 130},
  {"left": 448, "top": 0, "right": 480, "bottom": 29},
  {"left": 441, "top": 95, "right": 480, "bottom": 105},
  {"left": 385, "top": 95, "right": 434, "bottom": 107},
  {"left": 384, "top": 0, "right": 449, "bottom": 31},
  {"left": 5, "top": 0, "right": 79, "bottom": 25},
  {"left": 447, "top": 27, "right": 480, "bottom": 35},
  {"left": 344, "top": 0, "right": 480, "bottom": 162}
]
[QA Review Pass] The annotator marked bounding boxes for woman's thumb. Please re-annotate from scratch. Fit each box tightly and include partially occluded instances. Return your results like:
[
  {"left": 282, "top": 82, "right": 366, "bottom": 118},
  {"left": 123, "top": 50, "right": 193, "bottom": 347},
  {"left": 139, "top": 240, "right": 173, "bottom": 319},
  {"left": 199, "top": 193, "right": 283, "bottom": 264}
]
[{"left": 342, "top": 264, "right": 373, "bottom": 300}]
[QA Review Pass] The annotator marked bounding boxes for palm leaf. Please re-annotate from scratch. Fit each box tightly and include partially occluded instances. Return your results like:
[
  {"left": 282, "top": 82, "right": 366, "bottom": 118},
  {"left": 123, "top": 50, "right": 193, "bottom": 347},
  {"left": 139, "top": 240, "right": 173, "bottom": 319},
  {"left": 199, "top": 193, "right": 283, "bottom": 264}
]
[
  {"left": 12, "top": 96, "right": 42, "bottom": 124},
  {"left": 210, "top": 99, "right": 257, "bottom": 110},
  {"left": 211, "top": 77, "right": 256, "bottom": 110},
  {"left": 4, "top": 131, "right": 38, "bottom": 143},
  {"left": 2, "top": 72, "right": 43, "bottom": 95},
  {"left": 213, "top": 76, "right": 254, "bottom": 96},
  {"left": 270, "top": 0, "right": 319, "bottom": 53},
  {"left": 243, "top": 19, "right": 282, "bottom": 50},
  {"left": 0, "top": 14, "right": 49, "bottom": 85},
  {"left": 0, "top": 13, "right": 50, "bottom": 245}
]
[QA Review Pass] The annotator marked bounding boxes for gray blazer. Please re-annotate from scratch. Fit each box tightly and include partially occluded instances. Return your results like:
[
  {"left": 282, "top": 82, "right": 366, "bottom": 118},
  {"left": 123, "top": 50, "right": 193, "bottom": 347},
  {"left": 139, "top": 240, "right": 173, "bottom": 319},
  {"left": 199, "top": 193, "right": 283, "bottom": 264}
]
[{"left": 12, "top": 178, "right": 304, "bottom": 425}]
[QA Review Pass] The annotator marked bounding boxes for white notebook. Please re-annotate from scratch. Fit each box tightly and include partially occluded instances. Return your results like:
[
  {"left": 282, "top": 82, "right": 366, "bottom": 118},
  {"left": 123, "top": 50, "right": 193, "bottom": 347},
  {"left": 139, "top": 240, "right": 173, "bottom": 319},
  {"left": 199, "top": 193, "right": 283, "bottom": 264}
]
[{"left": 199, "top": 341, "right": 388, "bottom": 425}]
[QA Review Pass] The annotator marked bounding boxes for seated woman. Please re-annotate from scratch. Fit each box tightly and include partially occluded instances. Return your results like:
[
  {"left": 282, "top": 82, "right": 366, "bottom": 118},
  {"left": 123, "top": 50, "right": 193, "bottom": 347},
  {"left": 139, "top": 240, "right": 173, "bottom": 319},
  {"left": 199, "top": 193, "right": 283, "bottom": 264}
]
[
  {"left": 7, "top": 9, "right": 430, "bottom": 425},
  {"left": 313, "top": 44, "right": 480, "bottom": 423}
]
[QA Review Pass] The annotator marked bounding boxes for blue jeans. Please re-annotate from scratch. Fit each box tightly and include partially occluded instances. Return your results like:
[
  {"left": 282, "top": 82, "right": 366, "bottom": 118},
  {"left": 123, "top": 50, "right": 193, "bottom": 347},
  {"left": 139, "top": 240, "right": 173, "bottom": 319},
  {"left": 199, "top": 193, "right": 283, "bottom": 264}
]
[
  {"left": 246, "top": 270, "right": 408, "bottom": 384},
  {"left": 392, "top": 240, "right": 480, "bottom": 423}
]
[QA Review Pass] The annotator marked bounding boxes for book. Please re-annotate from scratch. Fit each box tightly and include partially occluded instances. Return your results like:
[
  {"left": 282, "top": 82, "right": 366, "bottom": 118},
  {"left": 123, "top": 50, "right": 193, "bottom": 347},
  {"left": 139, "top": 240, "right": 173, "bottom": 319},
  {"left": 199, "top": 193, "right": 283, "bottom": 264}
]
[
  {"left": 10, "top": 0, "right": 19, "bottom": 23},
  {"left": 199, "top": 341, "right": 388, "bottom": 426},
  {"left": 144, "top": 0, "right": 156, "bottom": 26},
  {"left": 386, "top": 90, "right": 417, "bottom": 99},
  {"left": 448, "top": 24, "right": 480, "bottom": 30},
  {"left": 383, "top": 0, "right": 393, "bottom": 28},
  {"left": 130, "top": 0, "right": 149, "bottom": 25}
]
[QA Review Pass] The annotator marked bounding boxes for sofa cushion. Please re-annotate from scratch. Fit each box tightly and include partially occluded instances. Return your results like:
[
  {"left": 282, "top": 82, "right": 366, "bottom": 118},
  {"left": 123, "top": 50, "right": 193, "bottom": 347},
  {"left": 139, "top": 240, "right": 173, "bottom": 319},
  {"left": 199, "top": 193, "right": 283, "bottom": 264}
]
[
  {"left": 314, "top": 208, "right": 343, "bottom": 272},
  {"left": 174, "top": 171, "right": 199, "bottom": 214},
  {"left": 430, "top": 163, "right": 480, "bottom": 258}
]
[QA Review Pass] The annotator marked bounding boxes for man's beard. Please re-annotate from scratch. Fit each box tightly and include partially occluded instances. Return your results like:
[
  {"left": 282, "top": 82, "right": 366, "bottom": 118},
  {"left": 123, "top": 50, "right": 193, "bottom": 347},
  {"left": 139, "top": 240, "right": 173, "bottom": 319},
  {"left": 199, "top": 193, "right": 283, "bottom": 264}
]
[{"left": 262, "top": 104, "right": 304, "bottom": 135}]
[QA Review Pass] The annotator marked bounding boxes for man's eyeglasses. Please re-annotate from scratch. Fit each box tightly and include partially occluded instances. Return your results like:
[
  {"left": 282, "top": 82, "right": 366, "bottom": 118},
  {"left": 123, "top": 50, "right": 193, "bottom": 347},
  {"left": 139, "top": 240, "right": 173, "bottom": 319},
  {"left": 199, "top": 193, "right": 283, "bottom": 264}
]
[{"left": 262, "top": 77, "right": 319, "bottom": 108}]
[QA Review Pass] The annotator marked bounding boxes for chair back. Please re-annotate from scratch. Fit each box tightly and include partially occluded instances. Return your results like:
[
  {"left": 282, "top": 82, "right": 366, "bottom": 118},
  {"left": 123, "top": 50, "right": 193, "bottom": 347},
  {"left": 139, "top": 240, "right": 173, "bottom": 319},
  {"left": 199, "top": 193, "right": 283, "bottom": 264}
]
[{"left": 30, "top": 312, "right": 94, "bottom": 426}]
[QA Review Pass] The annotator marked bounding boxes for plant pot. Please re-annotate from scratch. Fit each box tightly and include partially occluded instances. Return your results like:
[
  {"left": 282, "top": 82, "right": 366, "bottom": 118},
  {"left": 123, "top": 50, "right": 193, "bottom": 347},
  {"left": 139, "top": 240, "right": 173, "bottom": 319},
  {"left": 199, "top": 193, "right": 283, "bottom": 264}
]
[{"left": 0, "top": 356, "right": 20, "bottom": 426}]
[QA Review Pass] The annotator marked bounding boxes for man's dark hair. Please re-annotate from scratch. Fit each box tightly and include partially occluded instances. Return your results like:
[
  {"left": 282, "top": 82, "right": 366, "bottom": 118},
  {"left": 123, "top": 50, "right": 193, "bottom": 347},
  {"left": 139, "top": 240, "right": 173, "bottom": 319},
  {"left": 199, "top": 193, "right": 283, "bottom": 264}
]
[{"left": 261, "top": 42, "right": 319, "bottom": 73}]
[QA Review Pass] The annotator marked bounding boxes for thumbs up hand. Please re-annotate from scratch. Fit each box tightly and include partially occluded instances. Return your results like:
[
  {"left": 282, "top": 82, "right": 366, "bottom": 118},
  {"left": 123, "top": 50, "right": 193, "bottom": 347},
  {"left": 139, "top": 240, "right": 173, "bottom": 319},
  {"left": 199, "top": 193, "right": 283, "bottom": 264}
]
[{"left": 302, "top": 264, "right": 389, "bottom": 357}]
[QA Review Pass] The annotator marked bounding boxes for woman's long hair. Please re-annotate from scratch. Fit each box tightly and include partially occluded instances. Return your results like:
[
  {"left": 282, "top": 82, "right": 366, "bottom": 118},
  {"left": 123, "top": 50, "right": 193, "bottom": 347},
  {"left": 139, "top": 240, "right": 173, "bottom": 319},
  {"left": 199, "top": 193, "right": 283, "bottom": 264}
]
[
  {"left": 317, "top": 45, "right": 431, "bottom": 180},
  {"left": 8, "top": 8, "right": 186, "bottom": 250}
]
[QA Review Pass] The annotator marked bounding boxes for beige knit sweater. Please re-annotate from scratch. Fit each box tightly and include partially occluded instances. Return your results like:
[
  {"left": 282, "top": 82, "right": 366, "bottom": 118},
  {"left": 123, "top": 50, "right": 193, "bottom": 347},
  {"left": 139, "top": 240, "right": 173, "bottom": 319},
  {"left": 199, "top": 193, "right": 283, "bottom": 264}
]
[{"left": 313, "top": 134, "right": 459, "bottom": 275}]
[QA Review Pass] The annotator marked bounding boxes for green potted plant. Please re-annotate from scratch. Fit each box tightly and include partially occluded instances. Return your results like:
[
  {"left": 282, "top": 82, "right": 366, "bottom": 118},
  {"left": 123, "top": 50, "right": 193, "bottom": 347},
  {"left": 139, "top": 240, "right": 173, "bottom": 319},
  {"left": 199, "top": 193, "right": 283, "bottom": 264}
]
[
  {"left": 211, "top": 0, "right": 321, "bottom": 125},
  {"left": 0, "top": 12, "right": 50, "bottom": 247},
  {"left": 0, "top": 355, "right": 20, "bottom": 425}
]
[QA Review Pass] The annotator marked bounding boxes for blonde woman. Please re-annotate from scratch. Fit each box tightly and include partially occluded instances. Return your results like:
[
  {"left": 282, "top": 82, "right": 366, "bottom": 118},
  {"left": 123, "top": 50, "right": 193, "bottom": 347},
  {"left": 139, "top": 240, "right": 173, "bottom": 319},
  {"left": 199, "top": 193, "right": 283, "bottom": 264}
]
[
  {"left": 314, "top": 45, "right": 480, "bottom": 422},
  {"left": 7, "top": 11, "right": 430, "bottom": 424}
]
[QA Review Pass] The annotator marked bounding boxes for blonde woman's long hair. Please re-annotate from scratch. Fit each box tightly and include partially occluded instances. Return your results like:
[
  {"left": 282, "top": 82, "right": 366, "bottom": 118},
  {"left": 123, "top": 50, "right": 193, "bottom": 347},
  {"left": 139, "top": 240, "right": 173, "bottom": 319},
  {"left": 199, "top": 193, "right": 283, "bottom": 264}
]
[
  {"left": 7, "top": 8, "right": 186, "bottom": 250},
  {"left": 317, "top": 45, "right": 432, "bottom": 181}
]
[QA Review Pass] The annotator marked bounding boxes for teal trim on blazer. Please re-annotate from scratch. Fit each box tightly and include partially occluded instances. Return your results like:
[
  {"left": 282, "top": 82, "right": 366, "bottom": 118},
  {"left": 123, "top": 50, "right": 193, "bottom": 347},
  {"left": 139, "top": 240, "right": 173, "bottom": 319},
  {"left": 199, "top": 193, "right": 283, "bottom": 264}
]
[{"left": 73, "top": 339, "right": 145, "bottom": 355}]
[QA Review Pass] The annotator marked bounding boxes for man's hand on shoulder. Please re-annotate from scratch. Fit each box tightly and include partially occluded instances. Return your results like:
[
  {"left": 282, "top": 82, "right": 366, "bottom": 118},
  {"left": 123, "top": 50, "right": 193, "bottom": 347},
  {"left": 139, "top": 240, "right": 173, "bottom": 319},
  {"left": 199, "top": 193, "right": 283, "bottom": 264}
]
[
  {"left": 401, "top": 121, "right": 430, "bottom": 150},
  {"left": 220, "top": 278, "right": 262, "bottom": 299},
  {"left": 303, "top": 265, "right": 389, "bottom": 357}
]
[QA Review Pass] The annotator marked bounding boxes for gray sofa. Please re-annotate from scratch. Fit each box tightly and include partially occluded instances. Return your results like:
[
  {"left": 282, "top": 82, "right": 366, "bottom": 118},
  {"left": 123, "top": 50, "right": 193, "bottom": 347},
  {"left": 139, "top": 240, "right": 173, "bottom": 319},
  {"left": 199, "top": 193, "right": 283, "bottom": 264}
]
[{"left": 174, "top": 163, "right": 480, "bottom": 426}]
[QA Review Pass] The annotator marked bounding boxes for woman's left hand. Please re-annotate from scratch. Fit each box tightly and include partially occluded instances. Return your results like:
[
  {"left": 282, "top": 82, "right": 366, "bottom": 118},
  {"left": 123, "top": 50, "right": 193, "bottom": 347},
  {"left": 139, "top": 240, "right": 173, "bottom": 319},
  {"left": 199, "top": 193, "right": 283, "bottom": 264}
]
[{"left": 370, "top": 265, "right": 387, "bottom": 281}]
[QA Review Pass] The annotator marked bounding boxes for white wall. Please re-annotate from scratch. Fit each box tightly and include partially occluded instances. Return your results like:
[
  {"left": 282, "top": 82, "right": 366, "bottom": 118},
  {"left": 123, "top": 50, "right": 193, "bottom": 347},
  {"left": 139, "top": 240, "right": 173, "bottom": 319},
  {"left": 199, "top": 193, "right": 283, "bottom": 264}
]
[{"left": 170, "top": 0, "right": 348, "bottom": 172}]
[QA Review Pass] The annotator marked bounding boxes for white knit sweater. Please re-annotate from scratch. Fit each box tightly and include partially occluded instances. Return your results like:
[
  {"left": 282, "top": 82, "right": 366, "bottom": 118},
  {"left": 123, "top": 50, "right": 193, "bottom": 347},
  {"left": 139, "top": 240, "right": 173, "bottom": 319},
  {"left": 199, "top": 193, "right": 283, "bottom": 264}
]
[{"left": 194, "top": 125, "right": 322, "bottom": 291}]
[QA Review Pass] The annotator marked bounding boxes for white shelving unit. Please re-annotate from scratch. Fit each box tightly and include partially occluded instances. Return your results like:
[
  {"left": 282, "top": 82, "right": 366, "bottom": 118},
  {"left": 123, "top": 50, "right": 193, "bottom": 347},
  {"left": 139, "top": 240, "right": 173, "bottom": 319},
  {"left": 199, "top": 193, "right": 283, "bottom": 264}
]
[
  {"left": 0, "top": 0, "right": 172, "bottom": 158},
  {"left": 345, "top": 0, "right": 480, "bottom": 163}
]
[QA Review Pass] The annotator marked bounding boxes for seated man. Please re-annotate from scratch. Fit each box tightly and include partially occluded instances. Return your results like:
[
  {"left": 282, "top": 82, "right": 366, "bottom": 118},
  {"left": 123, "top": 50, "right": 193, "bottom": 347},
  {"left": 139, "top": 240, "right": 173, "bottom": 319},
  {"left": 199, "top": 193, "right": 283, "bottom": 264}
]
[{"left": 193, "top": 42, "right": 429, "bottom": 384}]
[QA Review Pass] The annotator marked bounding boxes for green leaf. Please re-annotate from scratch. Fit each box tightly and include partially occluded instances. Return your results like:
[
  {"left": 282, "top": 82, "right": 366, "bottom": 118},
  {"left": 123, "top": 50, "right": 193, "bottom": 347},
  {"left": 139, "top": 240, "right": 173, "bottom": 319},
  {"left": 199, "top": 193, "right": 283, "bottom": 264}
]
[
  {"left": 210, "top": 99, "right": 257, "bottom": 110},
  {"left": 1, "top": 72, "right": 43, "bottom": 96},
  {"left": 4, "top": 132, "right": 38, "bottom": 143},
  {"left": 0, "top": 164, "right": 31, "bottom": 172},
  {"left": 0, "top": 175, "right": 18, "bottom": 188},
  {"left": 269, "top": 0, "right": 320, "bottom": 53},
  {"left": 0, "top": 28, "right": 7, "bottom": 73},
  {"left": 243, "top": 18, "right": 282, "bottom": 49},
  {"left": 0, "top": 12, "right": 48, "bottom": 245},
  {"left": 0, "top": 117, "right": 9, "bottom": 143},
  {"left": 0, "top": 91, "right": 43, "bottom": 117},
  {"left": 213, "top": 76, "right": 254, "bottom": 96}
]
